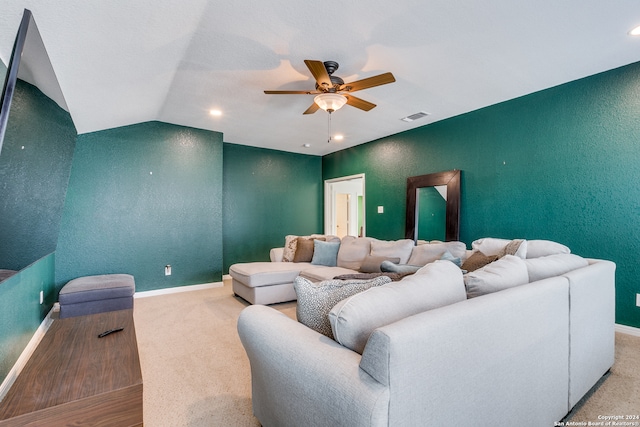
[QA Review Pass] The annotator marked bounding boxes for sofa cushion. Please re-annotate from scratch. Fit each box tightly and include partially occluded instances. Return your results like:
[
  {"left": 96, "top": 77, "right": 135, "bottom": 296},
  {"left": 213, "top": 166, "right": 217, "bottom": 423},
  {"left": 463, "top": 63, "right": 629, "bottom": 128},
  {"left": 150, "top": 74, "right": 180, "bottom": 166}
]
[
  {"left": 407, "top": 241, "right": 467, "bottom": 266},
  {"left": 464, "top": 255, "right": 529, "bottom": 298},
  {"left": 460, "top": 251, "right": 498, "bottom": 272},
  {"left": 229, "top": 262, "right": 312, "bottom": 287},
  {"left": 524, "top": 253, "right": 588, "bottom": 282},
  {"left": 359, "top": 255, "right": 400, "bottom": 273},
  {"left": 329, "top": 260, "right": 466, "bottom": 354},
  {"left": 311, "top": 240, "right": 341, "bottom": 267},
  {"left": 370, "top": 239, "right": 414, "bottom": 264},
  {"left": 294, "top": 275, "right": 392, "bottom": 339},
  {"left": 298, "top": 266, "right": 360, "bottom": 282},
  {"left": 337, "top": 236, "right": 373, "bottom": 270},
  {"left": 526, "top": 240, "right": 571, "bottom": 258},
  {"left": 59, "top": 274, "right": 135, "bottom": 304}
]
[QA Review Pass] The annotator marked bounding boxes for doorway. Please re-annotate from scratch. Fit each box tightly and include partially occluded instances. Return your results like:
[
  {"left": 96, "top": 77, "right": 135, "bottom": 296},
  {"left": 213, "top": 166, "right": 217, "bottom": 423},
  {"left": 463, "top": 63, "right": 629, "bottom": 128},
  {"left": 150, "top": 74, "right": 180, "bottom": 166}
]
[{"left": 324, "top": 174, "right": 365, "bottom": 238}]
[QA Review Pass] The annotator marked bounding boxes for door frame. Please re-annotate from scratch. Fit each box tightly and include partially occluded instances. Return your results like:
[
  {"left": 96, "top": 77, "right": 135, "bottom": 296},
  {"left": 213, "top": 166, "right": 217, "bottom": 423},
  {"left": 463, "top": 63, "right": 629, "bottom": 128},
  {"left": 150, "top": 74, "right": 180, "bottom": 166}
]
[{"left": 324, "top": 173, "right": 365, "bottom": 237}]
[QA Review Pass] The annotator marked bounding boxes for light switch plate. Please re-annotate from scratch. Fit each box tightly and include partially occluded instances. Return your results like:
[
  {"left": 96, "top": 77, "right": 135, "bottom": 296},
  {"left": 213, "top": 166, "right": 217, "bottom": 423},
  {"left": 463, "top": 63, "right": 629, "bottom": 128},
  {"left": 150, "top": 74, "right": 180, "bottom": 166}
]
[
  {"left": 636, "top": 293, "right": 640, "bottom": 307},
  {"left": 377, "top": 206, "right": 384, "bottom": 214}
]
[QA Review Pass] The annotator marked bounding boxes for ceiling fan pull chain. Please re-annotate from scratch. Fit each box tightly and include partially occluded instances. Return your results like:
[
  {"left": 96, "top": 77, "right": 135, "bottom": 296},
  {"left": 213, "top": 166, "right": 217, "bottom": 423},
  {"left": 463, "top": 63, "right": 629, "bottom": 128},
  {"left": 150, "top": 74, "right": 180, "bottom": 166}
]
[{"left": 327, "top": 112, "right": 332, "bottom": 143}]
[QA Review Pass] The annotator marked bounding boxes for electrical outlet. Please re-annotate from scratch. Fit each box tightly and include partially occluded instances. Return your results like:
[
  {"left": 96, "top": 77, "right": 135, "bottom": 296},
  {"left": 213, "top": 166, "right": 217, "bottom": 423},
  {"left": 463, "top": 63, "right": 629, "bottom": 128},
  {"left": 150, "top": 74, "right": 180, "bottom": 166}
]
[
  {"left": 377, "top": 206, "right": 384, "bottom": 214},
  {"left": 165, "top": 265, "right": 172, "bottom": 276},
  {"left": 636, "top": 293, "right": 640, "bottom": 307},
  {"left": 39, "top": 290, "right": 44, "bottom": 305}
]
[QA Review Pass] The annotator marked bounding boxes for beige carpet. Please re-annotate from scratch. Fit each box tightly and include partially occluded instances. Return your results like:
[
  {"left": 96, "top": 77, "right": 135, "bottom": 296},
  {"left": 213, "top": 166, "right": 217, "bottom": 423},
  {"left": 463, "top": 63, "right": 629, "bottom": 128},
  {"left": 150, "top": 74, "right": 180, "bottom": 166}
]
[{"left": 133, "top": 280, "right": 640, "bottom": 426}]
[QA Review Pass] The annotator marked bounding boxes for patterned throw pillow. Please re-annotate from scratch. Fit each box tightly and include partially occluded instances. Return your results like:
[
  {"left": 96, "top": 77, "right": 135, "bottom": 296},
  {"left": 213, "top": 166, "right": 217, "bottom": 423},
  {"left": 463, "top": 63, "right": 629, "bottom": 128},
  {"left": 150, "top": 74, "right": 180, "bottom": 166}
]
[
  {"left": 293, "top": 275, "right": 392, "bottom": 339},
  {"left": 498, "top": 239, "right": 527, "bottom": 259},
  {"left": 282, "top": 235, "right": 299, "bottom": 262}
]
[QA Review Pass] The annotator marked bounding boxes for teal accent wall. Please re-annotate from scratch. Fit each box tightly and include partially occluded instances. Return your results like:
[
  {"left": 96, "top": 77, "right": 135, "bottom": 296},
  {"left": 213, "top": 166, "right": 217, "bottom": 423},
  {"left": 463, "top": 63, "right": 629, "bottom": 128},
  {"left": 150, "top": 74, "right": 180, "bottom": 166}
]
[
  {"left": 0, "top": 253, "right": 55, "bottom": 382},
  {"left": 0, "top": 80, "right": 76, "bottom": 270},
  {"left": 323, "top": 60, "right": 640, "bottom": 328},
  {"left": 222, "top": 143, "right": 322, "bottom": 271},
  {"left": 55, "top": 121, "right": 223, "bottom": 292}
]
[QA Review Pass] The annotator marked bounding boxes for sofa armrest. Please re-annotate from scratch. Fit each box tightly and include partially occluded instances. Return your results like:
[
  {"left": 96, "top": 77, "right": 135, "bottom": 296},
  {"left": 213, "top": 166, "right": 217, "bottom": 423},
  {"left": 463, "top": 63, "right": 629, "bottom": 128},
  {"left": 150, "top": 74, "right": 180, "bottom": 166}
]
[
  {"left": 237, "top": 305, "right": 389, "bottom": 427},
  {"left": 564, "top": 259, "right": 615, "bottom": 408},
  {"left": 270, "top": 247, "right": 284, "bottom": 262}
]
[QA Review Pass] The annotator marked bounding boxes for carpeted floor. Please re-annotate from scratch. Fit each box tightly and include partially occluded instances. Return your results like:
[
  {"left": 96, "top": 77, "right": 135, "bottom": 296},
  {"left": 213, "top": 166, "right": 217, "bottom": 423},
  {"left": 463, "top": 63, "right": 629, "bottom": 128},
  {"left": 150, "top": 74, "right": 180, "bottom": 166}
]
[{"left": 133, "top": 279, "right": 640, "bottom": 426}]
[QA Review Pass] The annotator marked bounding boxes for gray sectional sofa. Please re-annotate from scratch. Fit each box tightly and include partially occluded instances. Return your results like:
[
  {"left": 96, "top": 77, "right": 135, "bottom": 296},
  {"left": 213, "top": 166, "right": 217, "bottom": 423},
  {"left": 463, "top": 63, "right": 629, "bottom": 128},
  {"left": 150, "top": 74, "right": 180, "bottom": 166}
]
[
  {"left": 229, "top": 235, "right": 466, "bottom": 305},
  {"left": 237, "top": 237, "right": 616, "bottom": 426}
]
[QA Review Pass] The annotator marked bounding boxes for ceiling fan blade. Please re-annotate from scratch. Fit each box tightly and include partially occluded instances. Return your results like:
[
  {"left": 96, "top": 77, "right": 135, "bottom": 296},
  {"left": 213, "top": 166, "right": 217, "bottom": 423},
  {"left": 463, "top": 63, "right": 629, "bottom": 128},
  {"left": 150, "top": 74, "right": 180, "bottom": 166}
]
[
  {"left": 304, "top": 60, "right": 332, "bottom": 89},
  {"left": 303, "top": 103, "right": 320, "bottom": 115},
  {"left": 341, "top": 72, "right": 396, "bottom": 92},
  {"left": 345, "top": 95, "right": 376, "bottom": 111},
  {"left": 264, "top": 90, "right": 320, "bottom": 94}
]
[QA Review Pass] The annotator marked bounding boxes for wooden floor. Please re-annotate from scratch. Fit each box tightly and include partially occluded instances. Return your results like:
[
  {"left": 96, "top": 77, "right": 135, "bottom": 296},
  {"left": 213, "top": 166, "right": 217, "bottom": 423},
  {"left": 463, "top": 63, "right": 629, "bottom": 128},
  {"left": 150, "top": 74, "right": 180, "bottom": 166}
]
[{"left": 0, "top": 309, "right": 142, "bottom": 427}]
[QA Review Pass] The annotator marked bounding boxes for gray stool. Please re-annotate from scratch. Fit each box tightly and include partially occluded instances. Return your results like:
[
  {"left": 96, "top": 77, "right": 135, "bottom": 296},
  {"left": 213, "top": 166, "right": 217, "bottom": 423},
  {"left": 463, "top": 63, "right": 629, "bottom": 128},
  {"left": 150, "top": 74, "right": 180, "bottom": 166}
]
[{"left": 59, "top": 274, "right": 135, "bottom": 319}]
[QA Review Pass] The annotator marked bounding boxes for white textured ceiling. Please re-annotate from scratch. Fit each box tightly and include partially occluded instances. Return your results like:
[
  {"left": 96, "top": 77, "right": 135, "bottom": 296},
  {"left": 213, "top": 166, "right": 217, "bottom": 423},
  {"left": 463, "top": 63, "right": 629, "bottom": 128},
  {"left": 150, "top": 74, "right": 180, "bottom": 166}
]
[{"left": 1, "top": 1, "right": 640, "bottom": 156}]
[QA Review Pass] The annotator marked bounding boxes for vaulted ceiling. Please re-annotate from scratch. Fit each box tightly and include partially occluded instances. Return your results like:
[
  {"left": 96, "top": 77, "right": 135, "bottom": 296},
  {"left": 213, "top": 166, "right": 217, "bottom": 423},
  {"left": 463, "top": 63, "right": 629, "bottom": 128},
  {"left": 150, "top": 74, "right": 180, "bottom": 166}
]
[{"left": 2, "top": 1, "right": 639, "bottom": 156}]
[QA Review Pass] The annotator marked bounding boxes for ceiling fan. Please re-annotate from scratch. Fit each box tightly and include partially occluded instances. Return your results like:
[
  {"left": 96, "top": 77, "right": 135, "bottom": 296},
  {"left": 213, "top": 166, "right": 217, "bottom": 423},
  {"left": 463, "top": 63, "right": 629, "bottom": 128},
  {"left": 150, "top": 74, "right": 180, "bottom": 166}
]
[{"left": 264, "top": 60, "right": 396, "bottom": 115}]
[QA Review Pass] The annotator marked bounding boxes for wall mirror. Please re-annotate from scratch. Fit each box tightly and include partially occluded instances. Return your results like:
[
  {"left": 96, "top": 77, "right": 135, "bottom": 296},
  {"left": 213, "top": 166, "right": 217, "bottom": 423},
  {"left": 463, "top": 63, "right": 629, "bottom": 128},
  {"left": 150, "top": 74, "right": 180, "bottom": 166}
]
[{"left": 405, "top": 169, "right": 460, "bottom": 243}]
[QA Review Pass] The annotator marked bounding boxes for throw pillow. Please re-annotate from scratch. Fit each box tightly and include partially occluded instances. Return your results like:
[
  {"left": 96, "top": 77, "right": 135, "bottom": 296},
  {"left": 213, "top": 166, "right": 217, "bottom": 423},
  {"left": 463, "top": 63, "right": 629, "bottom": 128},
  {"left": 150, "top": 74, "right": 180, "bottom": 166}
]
[
  {"left": 380, "top": 260, "right": 422, "bottom": 275},
  {"left": 370, "top": 239, "right": 415, "bottom": 264},
  {"left": 464, "top": 255, "right": 529, "bottom": 298},
  {"left": 293, "top": 237, "right": 325, "bottom": 263},
  {"left": 294, "top": 275, "right": 392, "bottom": 339},
  {"left": 282, "top": 235, "right": 298, "bottom": 262},
  {"left": 359, "top": 255, "right": 401, "bottom": 273},
  {"left": 329, "top": 260, "right": 466, "bottom": 354},
  {"left": 498, "top": 239, "right": 528, "bottom": 259},
  {"left": 440, "top": 250, "right": 462, "bottom": 267},
  {"left": 460, "top": 251, "right": 498, "bottom": 272},
  {"left": 472, "top": 237, "right": 528, "bottom": 258},
  {"left": 407, "top": 241, "right": 467, "bottom": 266},
  {"left": 525, "top": 240, "right": 571, "bottom": 258},
  {"left": 471, "top": 238, "right": 512, "bottom": 255},
  {"left": 311, "top": 240, "right": 341, "bottom": 267}
]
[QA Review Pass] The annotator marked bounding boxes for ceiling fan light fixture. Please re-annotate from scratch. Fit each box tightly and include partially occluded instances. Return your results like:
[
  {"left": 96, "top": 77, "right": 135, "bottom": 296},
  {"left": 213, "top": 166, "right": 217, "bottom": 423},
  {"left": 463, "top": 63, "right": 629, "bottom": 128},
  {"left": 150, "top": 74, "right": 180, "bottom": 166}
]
[{"left": 314, "top": 93, "right": 347, "bottom": 113}]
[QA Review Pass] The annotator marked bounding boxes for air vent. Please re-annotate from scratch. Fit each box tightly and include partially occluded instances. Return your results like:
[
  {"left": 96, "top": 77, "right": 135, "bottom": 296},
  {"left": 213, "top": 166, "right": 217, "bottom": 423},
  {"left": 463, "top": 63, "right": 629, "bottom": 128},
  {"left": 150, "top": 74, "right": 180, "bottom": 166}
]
[{"left": 401, "top": 111, "right": 430, "bottom": 122}]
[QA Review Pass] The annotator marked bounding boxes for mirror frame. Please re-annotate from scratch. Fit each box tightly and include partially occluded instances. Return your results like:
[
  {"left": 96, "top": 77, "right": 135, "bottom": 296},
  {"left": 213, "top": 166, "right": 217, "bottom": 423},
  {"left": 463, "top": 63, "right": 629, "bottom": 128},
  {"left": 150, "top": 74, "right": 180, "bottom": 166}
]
[{"left": 405, "top": 169, "right": 461, "bottom": 242}]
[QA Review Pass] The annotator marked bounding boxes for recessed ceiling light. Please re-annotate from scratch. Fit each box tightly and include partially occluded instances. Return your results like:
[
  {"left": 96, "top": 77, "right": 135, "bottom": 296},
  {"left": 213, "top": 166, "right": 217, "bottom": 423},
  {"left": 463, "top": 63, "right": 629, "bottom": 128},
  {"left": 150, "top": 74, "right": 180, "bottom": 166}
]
[
  {"left": 209, "top": 109, "right": 222, "bottom": 116},
  {"left": 629, "top": 25, "right": 640, "bottom": 36},
  {"left": 333, "top": 134, "right": 344, "bottom": 141}
]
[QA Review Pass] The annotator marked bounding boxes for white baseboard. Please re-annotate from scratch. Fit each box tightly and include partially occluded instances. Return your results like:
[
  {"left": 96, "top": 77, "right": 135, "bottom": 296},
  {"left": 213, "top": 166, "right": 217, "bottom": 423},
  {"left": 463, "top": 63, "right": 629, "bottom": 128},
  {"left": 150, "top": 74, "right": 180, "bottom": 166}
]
[
  {"left": 0, "top": 306, "right": 57, "bottom": 402},
  {"left": 134, "top": 281, "right": 224, "bottom": 299},
  {"left": 615, "top": 323, "right": 640, "bottom": 337}
]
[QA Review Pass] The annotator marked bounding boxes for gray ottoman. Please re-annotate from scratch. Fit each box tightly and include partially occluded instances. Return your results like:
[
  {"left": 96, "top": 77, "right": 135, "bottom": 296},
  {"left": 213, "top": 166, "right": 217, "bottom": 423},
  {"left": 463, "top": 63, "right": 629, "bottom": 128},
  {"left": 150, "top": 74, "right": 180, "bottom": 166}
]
[{"left": 59, "top": 274, "right": 135, "bottom": 319}]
